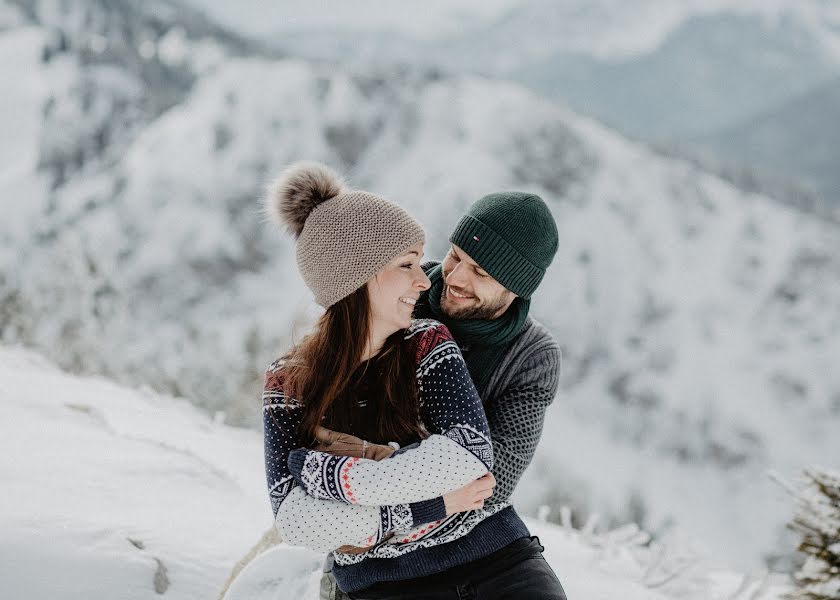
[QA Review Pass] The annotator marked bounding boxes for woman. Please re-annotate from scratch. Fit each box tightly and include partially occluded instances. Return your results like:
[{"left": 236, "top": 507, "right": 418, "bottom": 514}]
[{"left": 262, "top": 162, "right": 565, "bottom": 599}]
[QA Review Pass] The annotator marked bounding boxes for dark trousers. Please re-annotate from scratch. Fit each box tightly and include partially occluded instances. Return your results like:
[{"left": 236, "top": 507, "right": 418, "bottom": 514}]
[{"left": 346, "top": 536, "right": 567, "bottom": 600}]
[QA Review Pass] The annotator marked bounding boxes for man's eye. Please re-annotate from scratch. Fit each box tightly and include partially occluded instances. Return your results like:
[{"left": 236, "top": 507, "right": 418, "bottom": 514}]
[{"left": 475, "top": 271, "right": 489, "bottom": 278}]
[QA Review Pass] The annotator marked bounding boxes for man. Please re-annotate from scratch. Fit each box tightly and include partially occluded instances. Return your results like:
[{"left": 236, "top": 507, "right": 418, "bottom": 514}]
[{"left": 316, "top": 191, "right": 564, "bottom": 599}]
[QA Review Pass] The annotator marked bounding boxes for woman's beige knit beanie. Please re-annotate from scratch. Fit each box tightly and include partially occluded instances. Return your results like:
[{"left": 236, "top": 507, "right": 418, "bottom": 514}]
[{"left": 264, "top": 161, "right": 425, "bottom": 308}]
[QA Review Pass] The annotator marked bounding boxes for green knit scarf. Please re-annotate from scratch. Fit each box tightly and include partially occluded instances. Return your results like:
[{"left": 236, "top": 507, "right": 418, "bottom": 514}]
[{"left": 421, "top": 264, "right": 530, "bottom": 392}]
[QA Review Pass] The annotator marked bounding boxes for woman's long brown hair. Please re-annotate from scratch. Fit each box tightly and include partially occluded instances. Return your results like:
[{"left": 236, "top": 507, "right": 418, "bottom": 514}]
[{"left": 282, "top": 285, "right": 426, "bottom": 446}]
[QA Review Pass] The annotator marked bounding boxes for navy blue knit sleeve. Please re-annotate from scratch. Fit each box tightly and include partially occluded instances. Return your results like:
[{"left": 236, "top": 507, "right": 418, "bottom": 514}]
[
  {"left": 410, "top": 320, "right": 493, "bottom": 471},
  {"left": 263, "top": 359, "right": 301, "bottom": 517}
]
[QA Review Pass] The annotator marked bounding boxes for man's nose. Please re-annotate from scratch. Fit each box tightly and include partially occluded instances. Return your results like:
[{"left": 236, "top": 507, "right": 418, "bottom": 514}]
[{"left": 446, "top": 262, "right": 469, "bottom": 288}]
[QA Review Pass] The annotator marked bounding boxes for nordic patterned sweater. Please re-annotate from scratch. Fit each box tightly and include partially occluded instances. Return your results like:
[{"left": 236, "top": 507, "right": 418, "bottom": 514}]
[{"left": 263, "top": 319, "right": 530, "bottom": 592}]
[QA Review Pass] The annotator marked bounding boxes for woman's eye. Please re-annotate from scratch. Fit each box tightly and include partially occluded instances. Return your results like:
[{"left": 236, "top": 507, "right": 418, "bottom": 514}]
[{"left": 401, "top": 263, "right": 413, "bottom": 269}]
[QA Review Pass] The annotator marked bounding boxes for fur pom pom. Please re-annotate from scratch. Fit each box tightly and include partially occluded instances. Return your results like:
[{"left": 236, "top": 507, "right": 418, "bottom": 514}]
[{"left": 264, "top": 161, "right": 346, "bottom": 237}]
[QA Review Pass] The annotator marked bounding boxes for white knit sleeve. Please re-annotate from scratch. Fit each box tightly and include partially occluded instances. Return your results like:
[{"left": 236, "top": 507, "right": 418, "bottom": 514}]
[{"left": 275, "top": 487, "right": 415, "bottom": 551}]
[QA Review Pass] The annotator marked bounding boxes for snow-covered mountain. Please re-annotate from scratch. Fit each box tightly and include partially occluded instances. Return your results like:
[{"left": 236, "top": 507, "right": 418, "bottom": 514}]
[
  {"left": 2, "top": 0, "right": 839, "bottom": 573},
  {"left": 699, "top": 76, "right": 840, "bottom": 203},
  {"left": 0, "top": 345, "right": 791, "bottom": 599},
  {"left": 271, "top": 0, "right": 840, "bottom": 136},
  {"left": 266, "top": 0, "right": 840, "bottom": 64},
  {"left": 506, "top": 11, "right": 839, "bottom": 138},
  {"left": 269, "top": 0, "right": 840, "bottom": 201}
]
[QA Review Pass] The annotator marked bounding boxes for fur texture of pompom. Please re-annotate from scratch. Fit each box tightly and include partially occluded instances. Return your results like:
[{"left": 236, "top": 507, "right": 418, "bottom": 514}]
[{"left": 264, "top": 161, "right": 346, "bottom": 237}]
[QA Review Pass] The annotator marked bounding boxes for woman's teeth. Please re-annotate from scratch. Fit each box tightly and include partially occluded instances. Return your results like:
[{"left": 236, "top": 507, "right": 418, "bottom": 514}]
[{"left": 399, "top": 297, "right": 416, "bottom": 305}]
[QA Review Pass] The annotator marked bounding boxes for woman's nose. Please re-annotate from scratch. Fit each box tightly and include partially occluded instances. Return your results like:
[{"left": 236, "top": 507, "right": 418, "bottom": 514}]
[{"left": 416, "top": 271, "right": 431, "bottom": 291}]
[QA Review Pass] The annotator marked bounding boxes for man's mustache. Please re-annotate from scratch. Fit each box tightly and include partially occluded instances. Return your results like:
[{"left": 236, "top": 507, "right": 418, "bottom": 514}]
[{"left": 445, "top": 284, "right": 475, "bottom": 298}]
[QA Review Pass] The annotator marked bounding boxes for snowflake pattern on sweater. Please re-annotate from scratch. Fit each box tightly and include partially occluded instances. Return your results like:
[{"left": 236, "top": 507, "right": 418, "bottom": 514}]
[
  {"left": 264, "top": 366, "right": 413, "bottom": 549},
  {"left": 263, "top": 319, "right": 496, "bottom": 555}
]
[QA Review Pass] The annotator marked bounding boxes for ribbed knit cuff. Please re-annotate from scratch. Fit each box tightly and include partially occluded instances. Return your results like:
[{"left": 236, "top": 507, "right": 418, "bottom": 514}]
[
  {"left": 409, "top": 497, "right": 447, "bottom": 526},
  {"left": 287, "top": 449, "right": 307, "bottom": 487},
  {"left": 334, "top": 506, "right": 530, "bottom": 593},
  {"left": 450, "top": 215, "right": 545, "bottom": 299}
]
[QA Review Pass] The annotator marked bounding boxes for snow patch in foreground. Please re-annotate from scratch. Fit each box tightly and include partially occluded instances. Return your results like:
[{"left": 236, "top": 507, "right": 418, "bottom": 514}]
[
  {"left": 0, "top": 345, "right": 790, "bottom": 599},
  {"left": 224, "top": 546, "right": 323, "bottom": 600}
]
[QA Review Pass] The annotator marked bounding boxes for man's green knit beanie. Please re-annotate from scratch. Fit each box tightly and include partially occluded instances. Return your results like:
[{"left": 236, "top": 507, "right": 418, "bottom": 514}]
[{"left": 450, "top": 192, "right": 558, "bottom": 299}]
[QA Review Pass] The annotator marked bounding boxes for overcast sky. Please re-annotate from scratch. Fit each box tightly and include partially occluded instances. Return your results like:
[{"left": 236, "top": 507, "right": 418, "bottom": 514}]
[{"left": 183, "top": 0, "right": 521, "bottom": 39}]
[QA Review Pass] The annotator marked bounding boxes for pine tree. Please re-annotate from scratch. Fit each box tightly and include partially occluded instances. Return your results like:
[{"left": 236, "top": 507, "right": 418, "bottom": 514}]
[{"left": 787, "top": 467, "right": 840, "bottom": 600}]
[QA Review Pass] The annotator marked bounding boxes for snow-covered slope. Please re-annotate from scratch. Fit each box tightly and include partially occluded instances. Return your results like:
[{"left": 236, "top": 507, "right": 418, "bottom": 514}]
[
  {"left": 0, "top": 344, "right": 268, "bottom": 599},
  {"left": 0, "top": 345, "right": 790, "bottom": 599},
  {"left": 2, "top": 0, "right": 839, "bottom": 573}
]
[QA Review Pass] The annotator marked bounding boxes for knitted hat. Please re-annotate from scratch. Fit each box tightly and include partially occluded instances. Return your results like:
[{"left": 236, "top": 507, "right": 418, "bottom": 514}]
[
  {"left": 449, "top": 192, "right": 558, "bottom": 299},
  {"left": 264, "top": 161, "right": 425, "bottom": 308}
]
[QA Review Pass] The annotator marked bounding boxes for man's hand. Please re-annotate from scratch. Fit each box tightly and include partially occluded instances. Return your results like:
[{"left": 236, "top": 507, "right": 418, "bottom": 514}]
[
  {"left": 443, "top": 473, "right": 496, "bottom": 515},
  {"left": 313, "top": 426, "right": 395, "bottom": 461}
]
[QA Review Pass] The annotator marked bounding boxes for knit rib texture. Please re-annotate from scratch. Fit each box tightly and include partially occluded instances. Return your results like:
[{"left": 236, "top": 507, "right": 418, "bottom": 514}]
[
  {"left": 297, "top": 190, "right": 425, "bottom": 307},
  {"left": 449, "top": 192, "right": 558, "bottom": 299}
]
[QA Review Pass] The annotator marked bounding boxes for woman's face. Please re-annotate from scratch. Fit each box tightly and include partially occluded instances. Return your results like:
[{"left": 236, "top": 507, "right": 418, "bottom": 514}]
[{"left": 367, "top": 242, "right": 431, "bottom": 335}]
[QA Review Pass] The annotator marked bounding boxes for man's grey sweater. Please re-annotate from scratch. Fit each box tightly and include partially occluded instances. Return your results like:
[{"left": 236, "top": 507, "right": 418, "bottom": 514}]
[
  {"left": 478, "top": 316, "right": 561, "bottom": 505},
  {"left": 287, "top": 311, "right": 562, "bottom": 594},
  {"left": 327, "top": 316, "right": 561, "bottom": 592}
]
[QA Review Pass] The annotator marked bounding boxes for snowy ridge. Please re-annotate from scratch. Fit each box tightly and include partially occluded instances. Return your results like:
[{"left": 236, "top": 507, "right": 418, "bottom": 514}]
[
  {"left": 461, "top": 0, "right": 840, "bottom": 63},
  {"left": 271, "top": 0, "right": 840, "bottom": 69},
  {"left": 271, "top": 0, "right": 840, "bottom": 150},
  {"left": 0, "top": 345, "right": 789, "bottom": 600}
]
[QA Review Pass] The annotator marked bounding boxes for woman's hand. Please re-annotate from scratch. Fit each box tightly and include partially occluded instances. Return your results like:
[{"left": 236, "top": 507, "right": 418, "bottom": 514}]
[
  {"left": 310, "top": 427, "right": 395, "bottom": 553},
  {"left": 313, "top": 426, "right": 395, "bottom": 461},
  {"left": 335, "top": 533, "right": 394, "bottom": 555},
  {"left": 335, "top": 542, "right": 375, "bottom": 554},
  {"left": 443, "top": 473, "right": 496, "bottom": 515}
]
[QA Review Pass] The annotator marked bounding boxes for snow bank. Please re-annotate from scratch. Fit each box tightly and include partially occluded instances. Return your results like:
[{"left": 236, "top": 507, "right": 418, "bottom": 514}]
[
  {"left": 0, "top": 345, "right": 268, "bottom": 599},
  {"left": 0, "top": 345, "right": 790, "bottom": 599}
]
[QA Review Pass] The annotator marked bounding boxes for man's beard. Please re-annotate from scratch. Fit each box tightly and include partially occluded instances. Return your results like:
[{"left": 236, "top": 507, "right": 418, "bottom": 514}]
[{"left": 441, "top": 285, "right": 510, "bottom": 320}]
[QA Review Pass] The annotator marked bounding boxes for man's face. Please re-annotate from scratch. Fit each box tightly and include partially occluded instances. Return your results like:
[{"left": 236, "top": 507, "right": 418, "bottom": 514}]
[{"left": 440, "top": 245, "right": 516, "bottom": 320}]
